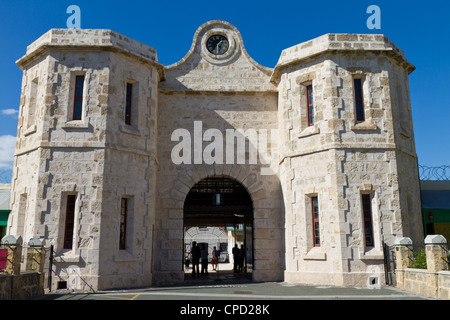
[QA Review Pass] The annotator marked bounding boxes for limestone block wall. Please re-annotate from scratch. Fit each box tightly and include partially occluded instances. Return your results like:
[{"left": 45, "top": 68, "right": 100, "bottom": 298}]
[
  {"left": 11, "top": 48, "right": 112, "bottom": 289},
  {"left": 153, "top": 20, "right": 284, "bottom": 284},
  {"left": 395, "top": 237, "right": 450, "bottom": 299},
  {"left": 160, "top": 20, "right": 275, "bottom": 92},
  {"left": 155, "top": 92, "right": 283, "bottom": 283},
  {"left": 96, "top": 51, "right": 159, "bottom": 289},
  {"left": 277, "top": 34, "right": 421, "bottom": 286},
  {"left": 8, "top": 55, "right": 50, "bottom": 244},
  {"left": 10, "top": 29, "right": 163, "bottom": 290},
  {"left": 0, "top": 272, "right": 45, "bottom": 300}
]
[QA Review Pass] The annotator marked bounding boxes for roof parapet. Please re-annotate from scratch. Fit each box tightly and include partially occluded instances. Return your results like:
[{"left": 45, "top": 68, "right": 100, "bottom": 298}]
[
  {"left": 16, "top": 29, "right": 165, "bottom": 80},
  {"left": 270, "top": 33, "right": 415, "bottom": 85}
]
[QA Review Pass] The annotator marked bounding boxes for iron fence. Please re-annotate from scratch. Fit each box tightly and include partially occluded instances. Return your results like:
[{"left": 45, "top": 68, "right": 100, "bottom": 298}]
[
  {"left": 443, "top": 246, "right": 450, "bottom": 270},
  {"left": 0, "top": 241, "right": 53, "bottom": 282},
  {"left": 383, "top": 241, "right": 396, "bottom": 286},
  {"left": 0, "top": 242, "right": 22, "bottom": 274}
]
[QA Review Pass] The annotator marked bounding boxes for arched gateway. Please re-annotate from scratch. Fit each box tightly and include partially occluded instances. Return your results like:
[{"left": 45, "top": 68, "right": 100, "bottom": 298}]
[{"left": 184, "top": 176, "right": 254, "bottom": 278}]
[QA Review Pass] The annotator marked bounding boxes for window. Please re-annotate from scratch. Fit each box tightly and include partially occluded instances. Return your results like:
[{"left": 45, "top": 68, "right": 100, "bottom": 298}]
[
  {"left": 354, "top": 78, "right": 364, "bottom": 121},
  {"left": 63, "top": 195, "right": 76, "bottom": 250},
  {"left": 306, "top": 85, "right": 314, "bottom": 126},
  {"left": 28, "top": 78, "right": 38, "bottom": 129},
  {"left": 311, "top": 196, "right": 320, "bottom": 247},
  {"left": 73, "top": 75, "right": 85, "bottom": 120},
  {"left": 125, "top": 83, "right": 133, "bottom": 125},
  {"left": 362, "top": 194, "right": 374, "bottom": 247},
  {"left": 119, "top": 198, "right": 128, "bottom": 250}
]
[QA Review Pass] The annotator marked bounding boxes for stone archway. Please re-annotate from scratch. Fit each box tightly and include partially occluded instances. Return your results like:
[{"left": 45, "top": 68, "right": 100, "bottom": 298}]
[{"left": 153, "top": 163, "right": 284, "bottom": 285}]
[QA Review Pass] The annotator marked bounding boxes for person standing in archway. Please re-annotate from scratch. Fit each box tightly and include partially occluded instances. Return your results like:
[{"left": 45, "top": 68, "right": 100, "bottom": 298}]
[
  {"left": 238, "top": 244, "right": 245, "bottom": 273},
  {"left": 232, "top": 243, "right": 240, "bottom": 273},
  {"left": 211, "top": 246, "right": 218, "bottom": 271},
  {"left": 191, "top": 241, "right": 201, "bottom": 277},
  {"left": 200, "top": 244, "right": 209, "bottom": 275}
]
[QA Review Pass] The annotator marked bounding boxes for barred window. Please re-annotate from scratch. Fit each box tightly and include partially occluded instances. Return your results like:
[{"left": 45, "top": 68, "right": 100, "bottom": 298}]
[
  {"left": 362, "top": 194, "right": 374, "bottom": 247},
  {"left": 125, "top": 83, "right": 133, "bottom": 125},
  {"left": 354, "top": 78, "right": 365, "bottom": 122},
  {"left": 311, "top": 196, "right": 320, "bottom": 247},
  {"left": 306, "top": 85, "right": 314, "bottom": 126},
  {"left": 119, "top": 198, "right": 128, "bottom": 250},
  {"left": 73, "top": 75, "right": 85, "bottom": 120},
  {"left": 63, "top": 195, "right": 76, "bottom": 250}
]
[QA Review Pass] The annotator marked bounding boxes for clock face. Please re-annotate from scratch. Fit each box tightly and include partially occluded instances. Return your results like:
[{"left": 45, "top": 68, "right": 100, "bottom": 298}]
[{"left": 206, "top": 35, "right": 229, "bottom": 55}]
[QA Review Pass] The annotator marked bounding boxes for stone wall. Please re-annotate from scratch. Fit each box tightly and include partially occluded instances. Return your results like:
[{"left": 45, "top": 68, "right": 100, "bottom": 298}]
[
  {"left": 11, "top": 29, "right": 163, "bottom": 291},
  {"left": 0, "top": 272, "right": 44, "bottom": 300},
  {"left": 155, "top": 91, "right": 283, "bottom": 283},
  {"left": 401, "top": 269, "right": 450, "bottom": 299},
  {"left": 395, "top": 235, "right": 449, "bottom": 299},
  {"left": 0, "top": 236, "right": 45, "bottom": 299},
  {"left": 278, "top": 33, "right": 421, "bottom": 286}
]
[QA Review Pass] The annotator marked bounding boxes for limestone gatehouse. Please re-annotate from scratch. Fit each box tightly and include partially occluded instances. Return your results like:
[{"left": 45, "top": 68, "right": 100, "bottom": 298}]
[{"left": 7, "top": 20, "right": 423, "bottom": 291}]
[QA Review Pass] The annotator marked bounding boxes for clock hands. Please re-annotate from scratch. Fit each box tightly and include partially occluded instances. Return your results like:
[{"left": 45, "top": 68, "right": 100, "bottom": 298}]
[{"left": 215, "top": 40, "right": 223, "bottom": 55}]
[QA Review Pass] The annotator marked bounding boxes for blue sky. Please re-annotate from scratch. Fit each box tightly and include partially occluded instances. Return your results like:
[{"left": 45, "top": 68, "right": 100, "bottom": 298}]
[{"left": 0, "top": 0, "right": 449, "bottom": 181}]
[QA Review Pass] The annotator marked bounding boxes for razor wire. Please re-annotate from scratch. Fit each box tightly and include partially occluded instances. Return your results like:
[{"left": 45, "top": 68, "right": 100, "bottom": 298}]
[{"left": 419, "top": 165, "right": 450, "bottom": 181}]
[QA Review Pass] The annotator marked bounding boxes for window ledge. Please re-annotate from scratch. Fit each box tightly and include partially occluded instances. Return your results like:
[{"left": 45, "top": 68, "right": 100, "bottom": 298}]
[
  {"left": 114, "top": 250, "right": 136, "bottom": 262},
  {"left": 54, "top": 250, "right": 80, "bottom": 263},
  {"left": 24, "top": 124, "right": 37, "bottom": 136},
  {"left": 298, "top": 125, "right": 320, "bottom": 139},
  {"left": 62, "top": 120, "right": 89, "bottom": 129},
  {"left": 119, "top": 124, "right": 141, "bottom": 136},
  {"left": 359, "top": 248, "right": 384, "bottom": 260},
  {"left": 304, "top": 247, "right": 326, "bottom": 260},
  {"left": 351, "top": 119, "right": 377, "bottom": 131}
]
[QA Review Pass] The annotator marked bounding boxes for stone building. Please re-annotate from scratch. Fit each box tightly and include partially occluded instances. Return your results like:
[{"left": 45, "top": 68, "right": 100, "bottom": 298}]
[{"left": 7, "top": 20, "right": 423, "bottom": 290}]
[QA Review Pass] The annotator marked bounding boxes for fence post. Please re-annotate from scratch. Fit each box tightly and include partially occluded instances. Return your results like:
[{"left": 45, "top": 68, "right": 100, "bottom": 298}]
[
  {"left": 425, "top": 235, "right": 448, "bottom": 272},
  {"left": 26, "top": 238, "right": 46, "bottom": 273},
  {"left": 393, "top": 237, "right": 413, "bottom": 290},
  {"left": 0, "top": 235, "right": 23, "bottom": 275},
  {"left": 424, "top": 235, "right": 448, "bottom": 298}
]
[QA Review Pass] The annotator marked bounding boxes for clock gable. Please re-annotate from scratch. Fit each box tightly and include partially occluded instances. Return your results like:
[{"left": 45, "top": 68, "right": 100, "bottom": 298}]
[{"left": 160, "top": 20, "right": 275, "bottom": 92}]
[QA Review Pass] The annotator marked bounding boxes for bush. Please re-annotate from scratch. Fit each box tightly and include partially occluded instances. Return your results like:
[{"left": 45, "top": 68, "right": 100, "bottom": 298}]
[{"left": 412, "top": 249, "right": 427, "bottom": 269}]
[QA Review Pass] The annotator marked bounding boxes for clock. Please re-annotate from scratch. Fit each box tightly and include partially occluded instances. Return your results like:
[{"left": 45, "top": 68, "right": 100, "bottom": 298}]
[{"left": 206, "top": 34, "right": 229, "bottom": 55}]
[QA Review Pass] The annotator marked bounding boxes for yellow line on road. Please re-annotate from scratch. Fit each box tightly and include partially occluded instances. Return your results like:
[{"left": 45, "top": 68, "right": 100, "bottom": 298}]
[{"left": 93, "top": 293, "right": 140, "bottom": 300}]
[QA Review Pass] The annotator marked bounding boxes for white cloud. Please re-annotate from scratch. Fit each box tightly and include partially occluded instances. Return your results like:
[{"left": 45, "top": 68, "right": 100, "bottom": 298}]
[
  {"left": 1, "top": 109, "right": 19, "bottom": 117},
  {"left": 0, "top": 135, "right": 17, "bottom": 170}
]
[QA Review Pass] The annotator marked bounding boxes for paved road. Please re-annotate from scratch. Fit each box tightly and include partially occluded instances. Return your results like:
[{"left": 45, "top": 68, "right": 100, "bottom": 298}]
[
  {"left": 36, "top": 278, "right": 431, "bottom": 318},
  {"left": 39, "top": 281, "right": 429, "bottom": 301}
]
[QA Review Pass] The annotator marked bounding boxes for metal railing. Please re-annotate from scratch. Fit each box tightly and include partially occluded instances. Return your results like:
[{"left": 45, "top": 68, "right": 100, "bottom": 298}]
[
  {"left": 383, "top": 241, "right": 397, "bottom": 286},
  {"left": 0, "top": 241, "right": 46, "bottom": 274}
]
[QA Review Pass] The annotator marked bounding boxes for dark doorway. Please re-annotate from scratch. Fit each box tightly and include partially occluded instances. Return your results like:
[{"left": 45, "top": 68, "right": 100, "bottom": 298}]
[{"left": 183, "top": 176, "right": 253, "bottom": 281}]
